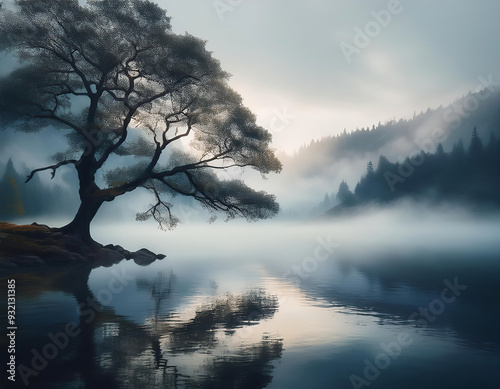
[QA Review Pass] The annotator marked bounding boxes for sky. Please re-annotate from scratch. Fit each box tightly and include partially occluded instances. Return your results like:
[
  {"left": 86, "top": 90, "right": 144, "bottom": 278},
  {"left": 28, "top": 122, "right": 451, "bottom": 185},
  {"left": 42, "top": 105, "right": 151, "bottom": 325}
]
[
  {"left": 156, "top": 0, "right": 500, "bottom": 153},
  {"left": 2, "top": 0, "right": 500, "bottom": 212}
]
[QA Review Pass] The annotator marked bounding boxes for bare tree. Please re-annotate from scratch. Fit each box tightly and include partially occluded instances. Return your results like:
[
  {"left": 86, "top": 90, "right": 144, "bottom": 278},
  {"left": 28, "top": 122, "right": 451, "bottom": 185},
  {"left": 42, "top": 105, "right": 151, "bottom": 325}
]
[{"left": 0, "top": 0, "right": 281, "bottom": 242}]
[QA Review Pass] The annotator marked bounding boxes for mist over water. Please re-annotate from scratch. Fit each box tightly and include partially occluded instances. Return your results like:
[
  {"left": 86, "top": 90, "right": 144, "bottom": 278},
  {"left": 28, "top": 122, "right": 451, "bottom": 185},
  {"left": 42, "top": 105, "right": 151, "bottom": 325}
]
[
  {"left": 84, "top": 200, "right": 500, "bottom": 259},
  {"left": 3, "top": 201, "right": 500, "bottom": 388}
]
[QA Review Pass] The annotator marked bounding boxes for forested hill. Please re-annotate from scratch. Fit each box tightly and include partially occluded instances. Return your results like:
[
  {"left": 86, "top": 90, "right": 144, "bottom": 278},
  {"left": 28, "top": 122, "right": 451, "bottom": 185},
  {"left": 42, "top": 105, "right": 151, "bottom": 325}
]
[
  {"left": 282, "top": 88, "right": 500, "bottom": 176},
  {"left": 329, "top": 128, "right": 500, "bottom": 213},
  {"left": 0, "top": 159, "right": 78, "bottom": 220}
]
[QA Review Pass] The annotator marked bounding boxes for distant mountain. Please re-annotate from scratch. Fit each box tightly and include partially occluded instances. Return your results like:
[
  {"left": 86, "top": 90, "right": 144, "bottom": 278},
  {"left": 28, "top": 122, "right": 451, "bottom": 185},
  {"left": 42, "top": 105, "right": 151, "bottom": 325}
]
[
  {"left": 283, "top": 88, "right": 500, "bottom": 177},
  {"left": 275, "top": 87, "right": 500, "bottom": 217}
]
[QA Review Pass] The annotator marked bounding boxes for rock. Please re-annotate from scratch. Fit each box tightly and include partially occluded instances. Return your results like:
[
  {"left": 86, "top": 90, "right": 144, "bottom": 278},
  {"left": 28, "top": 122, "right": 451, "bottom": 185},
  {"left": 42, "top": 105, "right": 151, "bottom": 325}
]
[
  {"left": 31, "top": 222, "right": 51, "bottom": 229},
  {"left": 0, "top": 222, "right": 162, "bottom": 268},
  {"left": 92, "top": 248, "right": 125, "bottom": 264},
  {"left": 9, "top": 223, "right": 51, "bottom": 238},
  {"left": 103, "top": 244, "right": 132, "bottom": 259},
  {"left": 63, "top": 234, "right": 85, "bottom": 250},
  {"left": 132, "top": 248, "right": 158, "bottom": 266}
]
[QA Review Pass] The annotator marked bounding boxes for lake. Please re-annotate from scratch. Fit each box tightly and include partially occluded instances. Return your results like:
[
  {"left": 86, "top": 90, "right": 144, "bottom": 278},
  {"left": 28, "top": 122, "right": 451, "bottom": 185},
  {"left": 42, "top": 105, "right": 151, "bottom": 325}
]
[{"left": 1, "top": 208, "right": 500, "bottom": 388}]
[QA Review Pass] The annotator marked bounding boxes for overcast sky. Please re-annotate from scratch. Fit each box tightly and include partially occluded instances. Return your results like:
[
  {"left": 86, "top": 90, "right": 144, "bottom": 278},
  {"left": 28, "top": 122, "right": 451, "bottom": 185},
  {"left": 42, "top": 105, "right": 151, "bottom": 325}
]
[{"left": 155, "top": 0, "right": 500, "bottom": 153}]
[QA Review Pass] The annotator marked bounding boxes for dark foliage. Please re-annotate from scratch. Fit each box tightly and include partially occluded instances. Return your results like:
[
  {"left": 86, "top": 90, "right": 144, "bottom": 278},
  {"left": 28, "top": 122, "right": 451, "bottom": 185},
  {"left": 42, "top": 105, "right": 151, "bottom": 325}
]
[
  {"left": 0, "top": 0, "right": 281, "bottom": 241},
  {"left": 337, "top": 129, "right": 500, "bottom": 207}
]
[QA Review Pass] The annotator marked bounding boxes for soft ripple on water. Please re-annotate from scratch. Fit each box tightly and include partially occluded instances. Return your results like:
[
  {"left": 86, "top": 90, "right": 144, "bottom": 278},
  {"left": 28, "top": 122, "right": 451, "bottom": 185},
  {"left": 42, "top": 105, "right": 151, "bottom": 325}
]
[{"left": 1, "top": 220, "right": 499, "bottom": 388}]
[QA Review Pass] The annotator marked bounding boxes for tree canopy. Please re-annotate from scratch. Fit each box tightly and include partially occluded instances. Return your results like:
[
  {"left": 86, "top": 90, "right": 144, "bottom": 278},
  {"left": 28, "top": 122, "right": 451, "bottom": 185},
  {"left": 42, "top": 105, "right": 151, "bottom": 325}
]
[{"left": 0, "top": 0, "right": 281, "bottom": 240}]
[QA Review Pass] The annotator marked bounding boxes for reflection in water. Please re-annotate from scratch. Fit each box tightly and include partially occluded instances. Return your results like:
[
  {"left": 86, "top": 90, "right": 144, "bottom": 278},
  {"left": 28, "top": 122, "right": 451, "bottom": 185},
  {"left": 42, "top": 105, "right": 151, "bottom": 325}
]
[
  {"left": 300, "top": 252, "right": 500, "bottom": 350},
  {"left": 0, "top": 262, "right": 283, "bottom": 388},
  {"left": 1, "top": 218, "right": 499, "bottom": 389},
  {"left": 168, "top": 289, "right": 278, "bottom": 352}
]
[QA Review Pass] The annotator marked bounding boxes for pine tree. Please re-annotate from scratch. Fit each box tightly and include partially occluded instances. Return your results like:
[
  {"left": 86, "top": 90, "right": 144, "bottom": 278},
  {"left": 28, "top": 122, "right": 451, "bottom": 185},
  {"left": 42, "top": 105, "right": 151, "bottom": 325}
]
[
  {"left": 323, "top": 193, "right": 330, "bottom": 207},
  {"left": 367, "top": 161, "right": 374, "bottom": 175},
  {"left": 376, "top": 155, "right": 391, "bottom": 173},
  {"left": 436, "top": 143, "right": 444, "bottom": 155},
  {"left": 336, "top": 180, "right": 355, "bottom": 206},
  {"left": 451, "top": 139, "right": 466, "bottom": 161},
  {"left": 0, "top": 160, "right": 26, "bottom": 217},
  {"left": 469, "top": 127, "right": 483, "bottom": 159},
  {"left": 486, "top": 131, "right": 497, "bottom": 153}
]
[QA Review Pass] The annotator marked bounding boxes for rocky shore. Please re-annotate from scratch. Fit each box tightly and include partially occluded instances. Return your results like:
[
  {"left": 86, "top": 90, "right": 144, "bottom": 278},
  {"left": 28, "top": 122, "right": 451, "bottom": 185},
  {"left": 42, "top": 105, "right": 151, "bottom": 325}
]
[{"left": 0, "top": 222, "right": 165, "bottom": 269}]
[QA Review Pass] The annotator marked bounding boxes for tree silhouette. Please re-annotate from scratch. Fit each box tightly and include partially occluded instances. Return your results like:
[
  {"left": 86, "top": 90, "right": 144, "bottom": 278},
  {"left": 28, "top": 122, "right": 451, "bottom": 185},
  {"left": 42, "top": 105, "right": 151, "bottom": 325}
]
[
  {"left": 436, "top": 143, "right": 444, "bottom": 156},
  {"left": 336, "top": 127, "right": 500, "bottom": 209},
  {"left": 366, "top": 161, "right": 374, "bottom": 175},
  {"left": 0, "top": 160, "right": 26, "bottom": 217},
  {"left": 468, "top": 126, "right": 483, "bottom": 160},
  {"left": 0, "top": 0, "right": 281, "bottom": 242},
  {"left": 336, "top": 180, "right": 355, "bottom": 206}
]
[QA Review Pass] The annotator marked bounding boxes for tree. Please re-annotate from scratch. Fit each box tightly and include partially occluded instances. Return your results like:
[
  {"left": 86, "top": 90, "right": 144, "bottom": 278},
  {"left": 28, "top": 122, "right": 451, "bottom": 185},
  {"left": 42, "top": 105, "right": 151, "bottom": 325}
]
[
  {"left": 366, "top": 161, "right": 374, "bottom": 175},
  {"left": 486, "top": 131, "right": 497, "bottom": 155},
  {"left": 322, "top": 193, "right": 330, "bottom": 207},
  {"left": 436, "top": 143, "right": 444, "bottom": 156},
  {"left": 468, "top": 126, "right": 483, "bottom": 159},
  {"left": 336, "top": 180, "right": 355, "bottom": 206},
  {"left": 0, "top": 160, "right": 26, "bottom": 218},
  {"left": 0, "top": 0, "right": 281, "bottom": 243},
  {"left": 376, "top": 155, "right": 392, "bottom": 174},
  {"left": 451, "top": 139, "right": 466, "bottom": 162}
]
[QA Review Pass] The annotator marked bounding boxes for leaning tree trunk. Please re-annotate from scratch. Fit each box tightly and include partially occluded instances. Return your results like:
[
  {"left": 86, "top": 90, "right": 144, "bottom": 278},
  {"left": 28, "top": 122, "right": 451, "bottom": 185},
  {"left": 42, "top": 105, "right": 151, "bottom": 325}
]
[
  {"left": 59, "top": 198, "right": 105, "bottom": 244},
  {"left": 58, "top": 156, "right": 106, "bottom": 244}
]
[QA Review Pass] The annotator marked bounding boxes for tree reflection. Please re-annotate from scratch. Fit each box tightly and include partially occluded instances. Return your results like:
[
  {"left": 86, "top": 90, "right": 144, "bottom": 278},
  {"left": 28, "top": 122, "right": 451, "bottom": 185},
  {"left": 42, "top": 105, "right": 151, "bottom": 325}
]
[
  {"left": 3, "top": 261, "right": 283, "bottom": 388},
  {"left": 168, "top": 289, "right": 278, "bottom": 353},
  {"left": 122, "top": 272, "right": 282, "bottom": 388},
  {"left": 187, "top": 337, "right": 284, "bottom": 389}
]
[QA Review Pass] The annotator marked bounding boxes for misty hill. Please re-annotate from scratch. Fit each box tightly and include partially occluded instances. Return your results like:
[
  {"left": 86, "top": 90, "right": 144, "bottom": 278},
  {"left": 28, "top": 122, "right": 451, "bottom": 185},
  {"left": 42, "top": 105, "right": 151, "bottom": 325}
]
[
  {"left": 283, "top": 88, "right": 500, "bottom": 177},
  {"left": 326, "top": 128, "right": 500, "bottom": 215},
  {"left": 274, "top": 87, "right": 500, "bottom": 217}
]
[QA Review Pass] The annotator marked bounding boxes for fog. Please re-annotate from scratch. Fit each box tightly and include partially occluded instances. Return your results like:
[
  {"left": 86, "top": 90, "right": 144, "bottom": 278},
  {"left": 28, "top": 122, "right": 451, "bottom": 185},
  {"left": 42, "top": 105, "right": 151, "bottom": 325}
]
[
  {"left": 26, "top": 200, "right": 488, "bottom": 263},
  {"left": 2, "top": 85, "right": 499, "bottom": 221}
]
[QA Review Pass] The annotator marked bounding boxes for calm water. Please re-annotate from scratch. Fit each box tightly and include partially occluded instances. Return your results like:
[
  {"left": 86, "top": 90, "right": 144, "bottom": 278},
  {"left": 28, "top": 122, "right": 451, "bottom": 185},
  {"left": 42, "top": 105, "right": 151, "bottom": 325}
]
[{"left": 1, "top": 212, "right": 500, "bottom": 388}]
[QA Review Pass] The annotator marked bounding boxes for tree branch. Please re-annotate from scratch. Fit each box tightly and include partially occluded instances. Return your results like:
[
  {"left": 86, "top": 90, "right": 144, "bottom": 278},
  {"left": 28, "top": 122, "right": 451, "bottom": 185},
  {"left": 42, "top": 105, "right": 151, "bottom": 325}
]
[
  {"left": 26, "top": 159, "right": 78, "bottom": 183},
  {"left": 139, "top": 184, "right": 178, "bottom": 230},
  {"left": 33, "top": 112, "right": 85, "bottom": 134},
  {"left": 151, "top": 149, "right": 235, "bottom": 180}
]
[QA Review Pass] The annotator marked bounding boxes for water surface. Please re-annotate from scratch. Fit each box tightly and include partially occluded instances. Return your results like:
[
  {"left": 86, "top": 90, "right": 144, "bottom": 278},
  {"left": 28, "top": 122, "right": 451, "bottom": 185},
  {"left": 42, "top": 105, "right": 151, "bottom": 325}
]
[{"left": 2, "top": 213, "right": 500, "bottom": 388}]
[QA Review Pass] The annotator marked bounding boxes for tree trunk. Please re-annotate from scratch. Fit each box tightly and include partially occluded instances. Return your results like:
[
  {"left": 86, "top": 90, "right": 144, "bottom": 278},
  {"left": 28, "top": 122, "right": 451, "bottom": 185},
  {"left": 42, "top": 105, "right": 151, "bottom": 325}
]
[
  {"left": 59, "top": 198, "right": 104, "bottom": 244},
  {"left": 56, "top": 153, "right": 107, "bottom": 243}
]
